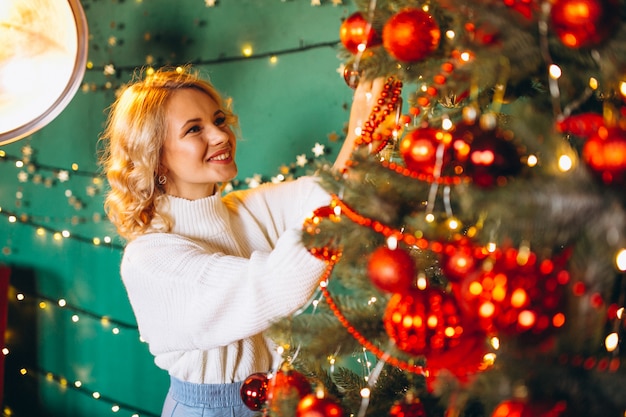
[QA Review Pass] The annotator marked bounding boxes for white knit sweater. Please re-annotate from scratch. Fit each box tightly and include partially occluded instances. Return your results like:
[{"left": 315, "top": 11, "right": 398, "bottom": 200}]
[{"left": 120, "top": 176, "right": 330, "bottom": 384}]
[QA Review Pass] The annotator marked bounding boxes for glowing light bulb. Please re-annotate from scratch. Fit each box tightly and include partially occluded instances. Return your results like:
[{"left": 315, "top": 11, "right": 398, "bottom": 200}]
[
  {"left": 605, "top": 332, "right": 619, "bottom": 352},
  {"left": 549, "top": 64, "right": 562, "bottom": 79},
  {"left": 615, "top": 248, "right": 626, "bottom": 271},
  {"left": 558, "top": 154, "right": 573, "bottom": 172}
]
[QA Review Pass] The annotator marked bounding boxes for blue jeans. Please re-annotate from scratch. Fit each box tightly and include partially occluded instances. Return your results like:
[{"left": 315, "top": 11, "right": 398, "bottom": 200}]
[{"left": 161, "top": 377, "right": 258, "bottom": 417}]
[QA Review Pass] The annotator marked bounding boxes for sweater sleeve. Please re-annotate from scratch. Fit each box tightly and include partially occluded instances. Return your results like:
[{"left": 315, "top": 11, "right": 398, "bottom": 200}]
[{"left": 121, "top": 177, "right": 331, "bottom": 355}]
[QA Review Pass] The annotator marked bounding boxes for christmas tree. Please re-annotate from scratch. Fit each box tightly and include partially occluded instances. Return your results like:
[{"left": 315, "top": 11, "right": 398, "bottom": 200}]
[{"left": 241, "top": 0, "right": 626, "bottom": 416}]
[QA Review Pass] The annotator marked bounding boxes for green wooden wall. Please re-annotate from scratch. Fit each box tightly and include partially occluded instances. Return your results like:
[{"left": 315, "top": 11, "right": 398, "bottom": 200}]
[{"left": 0, "top": 1, "right": 357, "bottom": 415}]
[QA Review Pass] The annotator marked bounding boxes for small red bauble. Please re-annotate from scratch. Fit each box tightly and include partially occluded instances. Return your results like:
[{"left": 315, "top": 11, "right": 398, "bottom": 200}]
[
  {"left": 340, "top": 12, "right": 381, "bottom": 54},
  {"left": 400, "top": 127, "right": 452, "bottom": 176},
  {"left": 582, "top": 126, "right": 626, "bottom": 185},
  {"left": 389, "top": 396, "right": 426, "bottom": 417},
  {"left": 267, "top": 365, "right": 312, "bottom": 404},
  {"left": 297, "top": 393, "right": 344, "bottom": 417},
  {"left": 550, "top": 0, "right": 620, "bottom": 48},
  {"left": 367, "top": 246, "right": 415, "bottom": 293},
  {"left": 382, "top": 8, "right": 441, "bottom": 62},
  {"left": 240, "top": 372, "right": 269, "bottom": 411}
]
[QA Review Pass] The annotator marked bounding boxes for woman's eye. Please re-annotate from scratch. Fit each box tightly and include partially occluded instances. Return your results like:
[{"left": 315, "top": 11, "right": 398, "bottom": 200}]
[
  {"left": 214, "top": 116, "right": 227, "bottom": 127},
  {"left": 185, "top": 125, "right": 202, "bottom": 134}
]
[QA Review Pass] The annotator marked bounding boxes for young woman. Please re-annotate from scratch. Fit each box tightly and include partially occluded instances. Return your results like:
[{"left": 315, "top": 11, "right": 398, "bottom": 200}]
[{"left": 99, "top": 66, "right": 384, "bottom": 417}]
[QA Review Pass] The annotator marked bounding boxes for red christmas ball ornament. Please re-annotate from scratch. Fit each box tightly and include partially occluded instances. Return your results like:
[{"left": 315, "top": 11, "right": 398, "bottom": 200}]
[
  {"left": 555, "top": 112, "right": 605, "bottom": 137},
  {"left": 400, "top": 127, "right": 453, "bottom": 176},
  {"left": 367, "top": 246, "right": 415, "bottom": 293},
  {"left": 389, "top": 395, "right": 426, "bottom": 417},
  {"left": 441, "top": 238, "right": 488, "bottom": 282},
  {"left": 491, "top": 399, "right": 569, "bottom": 417},
  {"left": 297, "top": 393, "right": 344, "bottom": 417},
  {"left": 453, "top": 123, "right": 522, "bottom": 188},
  {"left": 303, "top": 206, "right": 341, "bottom": 262},
  {"left": 550, "top": 0, "right": 620, "bottom": 48},
  {"left": 582, "top": 126, "right": 626, "bottom": 185},
  {"left": 382, "top": 8, "right": 441, "bottom": 62},
  {"left": 452, "top": 247, "right": 571, "bottom": 337},
  {"left": 384, "top": 288, "right": 489, "bottom": 382},
  {"left": 340, "top": 12, "right": 381, "bottom": 54},
  {"left": 267, "top": 364, "right": 312, "bottom": 404},
  {"left": 240, "top": 372, "right": 269, "bottom": 411}
]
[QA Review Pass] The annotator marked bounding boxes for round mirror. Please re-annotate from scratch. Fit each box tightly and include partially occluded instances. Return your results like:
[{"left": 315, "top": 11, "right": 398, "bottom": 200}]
[{"left": 0, "top": 0, "right": 88, "bottom": 146}]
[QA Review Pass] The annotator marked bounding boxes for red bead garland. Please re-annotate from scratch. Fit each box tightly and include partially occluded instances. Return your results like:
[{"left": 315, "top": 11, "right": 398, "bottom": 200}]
[{"left": 353, "top": 77, "right": 404, "bottom": 154}]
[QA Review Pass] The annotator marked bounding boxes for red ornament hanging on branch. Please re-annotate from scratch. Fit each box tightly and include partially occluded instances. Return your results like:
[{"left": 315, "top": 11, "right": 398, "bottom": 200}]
[
  {"left": 382, "top": 8, "right": 441, "bottom": 62},
  {"left": 383, "top": 287, "right": 489, "bottom": 383},
  {"left": 452, "top": 122, "right": 523, "bottom": 188},
  {"left": 297, "top": 392, "right": 344, "bottom": 417},
  {"left": 444, "top": 245, "right": 572, "bottom": 337},
  {"left": 240, "top": 372, "right": 269, "bottom": 411},
  {"left": 399, "top": 127, "right": 455, "bottom": 177},
  {"left": 581, "top": 126, "right": 626, "bottom": 185},
  {"left": 367, "top": 245, "right": 416, "bottom": 294},
  {"left": 389, "top": 393, "right": 427, "bottom": 417},
  {"left": 550, "top": 0, "right": 620, "bottom": 48},
  {"left": 340, "top": 12, "right": 381, "bottom": 54},
  {"left": 266, "top": 363, "right": 312, "bottom": 410}
]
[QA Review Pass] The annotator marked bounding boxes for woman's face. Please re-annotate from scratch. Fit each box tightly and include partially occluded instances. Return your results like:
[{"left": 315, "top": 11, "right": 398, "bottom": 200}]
[{"left": 160, "top": 88, "right": 237, "bottom": 200}]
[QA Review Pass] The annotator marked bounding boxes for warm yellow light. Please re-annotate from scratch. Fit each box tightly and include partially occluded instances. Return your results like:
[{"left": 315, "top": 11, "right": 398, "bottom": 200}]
[
  {"left": 242, "top": 45, "right": 253, "bottom": 57},
  {"left": 527, "top": 154, "right": 538, "bottom": 167},
  {"left": 269, "top": 55, "right": 278, "bottom": 64},
  {"left": 605, "top": 332, "right": 619, "bottom": 352},
  {"left": 589, "top": 77, "right": 598, "bottom": 90},
  {"left": 417, "top": 273, "right": 427, "bottom": 290},
  {"left": 446, "top": 30, "right": 455, "bottom": 39},
  {"left": 549, "top": 64, "right": 562, "bottom": 79},
  {"left": 425, "top": 213, "right": 435, "bottom": 223},
  {"left": 490, "top": 336, "right": 500, "bottom": 350},
  {"left": 615, "top": 248, "right": 626, "bottom": 271},
  {"left": 39, "top": 301, "right": 47, "bottom": 309},
  {"left": 620, "top": 81, "right": 626, "bottom": 97},
  {"left": 558, "top": 154, "right": 573, "bottom": 172},
  {"left": 518, "top": 310, "right": 536, "bottom": 328}
]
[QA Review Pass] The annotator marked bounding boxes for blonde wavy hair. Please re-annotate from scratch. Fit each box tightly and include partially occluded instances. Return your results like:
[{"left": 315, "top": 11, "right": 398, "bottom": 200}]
[{"left": 99, "top": 66, "right": 239, "bottom": 241}]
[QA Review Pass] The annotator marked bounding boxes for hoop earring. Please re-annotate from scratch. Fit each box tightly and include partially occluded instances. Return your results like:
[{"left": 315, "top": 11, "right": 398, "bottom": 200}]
[{"left": 158, "top": 175, "right": 167, "bottom": 185}]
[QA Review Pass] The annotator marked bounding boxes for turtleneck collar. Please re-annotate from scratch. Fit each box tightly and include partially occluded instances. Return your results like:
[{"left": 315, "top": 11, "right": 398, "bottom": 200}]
[{"left": 165, "top": 193, "right": 231, "bottom": 241}]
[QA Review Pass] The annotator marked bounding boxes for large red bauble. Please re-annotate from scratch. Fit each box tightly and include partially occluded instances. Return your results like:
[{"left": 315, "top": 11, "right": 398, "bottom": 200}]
[
  {"left": 400, "top": 127, "right": 452, "bottom": 176},
  {"left": 550, "top": 0, "right": 620, "bottom": 48},
  {"left": 367, "top": 246, "right": 415, "bottom": 293},
  {"left": 297, "top": 394, "right": 344, "bottom": 417},
  {"left": 340, "top": 12, "right": 381, "bottom": 54},
  {"left": 453, "top": 123, "right": 522, "bottom": 188},
  {"left": 383, "top": 288, "right": 488, "bottom": 382},
  {"left": 382, "top": 8, "right": 440, "bottom": 62},
  {"left": 582, "top": 126, "right": 626, "bottom": 185},
  {"left": 240, "top": 372, "right": 269, "bottom": 411}
]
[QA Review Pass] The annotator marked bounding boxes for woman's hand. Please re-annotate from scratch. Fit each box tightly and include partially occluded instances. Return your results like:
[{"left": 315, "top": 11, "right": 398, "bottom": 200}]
[{"left": 334, "top": 77, "right": 387, "bottom": 171}]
